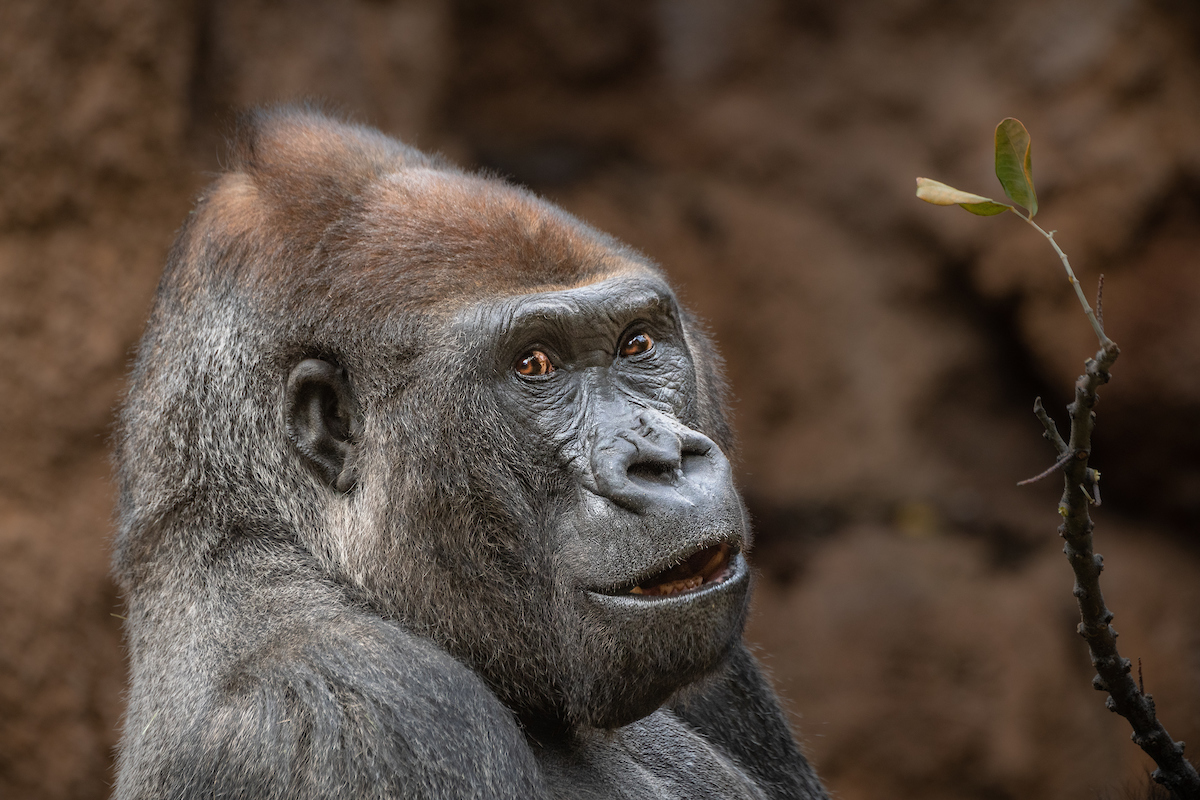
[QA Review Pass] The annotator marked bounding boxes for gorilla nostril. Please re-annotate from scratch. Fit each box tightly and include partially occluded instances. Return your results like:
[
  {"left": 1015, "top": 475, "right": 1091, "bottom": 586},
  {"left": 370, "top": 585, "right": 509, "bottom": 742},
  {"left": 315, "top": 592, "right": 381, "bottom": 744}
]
[
  {"left": 627, "top": 460, "right": 680, "bottom": 485},
  {"left": 680, "top": 437, "right": 713, "bottom": 468}
]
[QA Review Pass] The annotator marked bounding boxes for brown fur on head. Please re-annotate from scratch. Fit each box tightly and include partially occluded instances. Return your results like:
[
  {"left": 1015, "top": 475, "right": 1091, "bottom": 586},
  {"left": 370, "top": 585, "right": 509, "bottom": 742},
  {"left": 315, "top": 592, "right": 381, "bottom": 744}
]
[{"left": 188, "top": 107, "right": 647, "bottom": 319}]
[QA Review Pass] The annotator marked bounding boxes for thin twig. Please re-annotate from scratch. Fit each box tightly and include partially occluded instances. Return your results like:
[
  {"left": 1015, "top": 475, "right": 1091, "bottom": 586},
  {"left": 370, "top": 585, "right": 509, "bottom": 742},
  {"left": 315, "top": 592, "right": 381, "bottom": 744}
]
[
  {"left": 1039, "top": 339, "right": 1200, "bottom": 799},
  {"left": 1010, "top": 209, "right": 1114, "bottom": 349},
  {"left": 1096, "top": 274, "right": 1106, "bottom": 331}
]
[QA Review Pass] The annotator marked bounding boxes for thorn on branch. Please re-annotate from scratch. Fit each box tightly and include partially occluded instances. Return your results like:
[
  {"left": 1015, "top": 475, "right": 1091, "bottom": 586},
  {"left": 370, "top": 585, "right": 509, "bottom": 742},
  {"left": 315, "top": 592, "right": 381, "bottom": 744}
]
[{"left": 1018, "top": 449, "right": 1076, "bottom": 485}]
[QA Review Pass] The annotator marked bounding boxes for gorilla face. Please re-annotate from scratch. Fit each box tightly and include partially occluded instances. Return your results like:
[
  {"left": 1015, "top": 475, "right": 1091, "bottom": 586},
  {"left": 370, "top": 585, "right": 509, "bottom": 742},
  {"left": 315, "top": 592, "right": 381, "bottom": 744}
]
[
  {"left": 481, "top": 273, "right": 751, "bottom": 728},
  {"left": 287, "top": 269, "right": 749, "bottom": 731}
]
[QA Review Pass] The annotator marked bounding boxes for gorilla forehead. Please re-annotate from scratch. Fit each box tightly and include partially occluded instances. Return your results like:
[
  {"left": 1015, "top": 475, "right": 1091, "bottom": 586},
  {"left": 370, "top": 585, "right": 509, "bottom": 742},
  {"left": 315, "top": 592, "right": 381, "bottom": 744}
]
[{"left": 347, "top": 168, "right": 650, "bottom": 308}]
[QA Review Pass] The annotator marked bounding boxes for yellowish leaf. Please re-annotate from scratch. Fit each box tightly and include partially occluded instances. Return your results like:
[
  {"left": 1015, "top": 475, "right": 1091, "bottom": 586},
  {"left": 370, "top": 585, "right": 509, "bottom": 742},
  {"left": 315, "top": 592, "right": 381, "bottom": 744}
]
[
  {"left": 915, "top": 177, "right": 993, "bottom": 205},
  {"left": 915, "top": 178, "right": 1012, "bottom": 216}
]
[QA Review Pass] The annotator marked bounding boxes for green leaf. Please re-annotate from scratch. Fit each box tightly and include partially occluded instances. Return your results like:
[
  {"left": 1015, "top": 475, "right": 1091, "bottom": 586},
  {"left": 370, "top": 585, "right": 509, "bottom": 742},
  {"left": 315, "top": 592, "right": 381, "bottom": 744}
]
[
  {"left": 915, "top": 177, "right": 1012, "bottom": 215},
  {"left": 994, "top": 118, "right": 1037, "bottom": 217}
]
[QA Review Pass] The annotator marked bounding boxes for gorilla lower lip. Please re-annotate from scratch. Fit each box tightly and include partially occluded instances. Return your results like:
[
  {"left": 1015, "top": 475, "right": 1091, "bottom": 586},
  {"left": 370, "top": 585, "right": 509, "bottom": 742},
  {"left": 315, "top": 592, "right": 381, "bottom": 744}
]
[{"left": 627, "top": 543, "right": 732, "bottom": 597}]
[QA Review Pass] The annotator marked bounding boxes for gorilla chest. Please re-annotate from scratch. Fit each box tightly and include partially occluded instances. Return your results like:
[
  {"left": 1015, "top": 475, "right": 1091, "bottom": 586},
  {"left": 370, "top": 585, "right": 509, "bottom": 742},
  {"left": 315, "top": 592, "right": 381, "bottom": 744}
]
[{"left": 534, "top": 711, "right": 767, "bottom": 800}]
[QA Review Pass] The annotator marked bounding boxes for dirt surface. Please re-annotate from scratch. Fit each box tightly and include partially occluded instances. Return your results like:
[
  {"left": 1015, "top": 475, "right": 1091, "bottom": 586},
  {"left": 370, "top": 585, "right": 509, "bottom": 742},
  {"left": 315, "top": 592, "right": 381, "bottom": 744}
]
[{"left": 2, "top": 1, "right": 1199, "bottom": 798}]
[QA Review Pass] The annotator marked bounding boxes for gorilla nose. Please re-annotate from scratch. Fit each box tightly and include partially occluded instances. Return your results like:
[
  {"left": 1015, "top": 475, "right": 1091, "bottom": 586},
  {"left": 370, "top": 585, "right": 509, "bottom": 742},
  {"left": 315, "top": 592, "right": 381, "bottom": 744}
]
[{"left": 591, "top": 410, "right": 728, "bottom": 514}]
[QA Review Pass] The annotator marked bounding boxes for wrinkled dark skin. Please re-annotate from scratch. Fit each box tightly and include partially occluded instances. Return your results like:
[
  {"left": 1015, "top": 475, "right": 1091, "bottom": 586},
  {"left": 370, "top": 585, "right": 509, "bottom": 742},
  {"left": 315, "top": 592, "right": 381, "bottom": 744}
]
[{"left": 112, "top": 106, "right": 828, "bottom": 800}]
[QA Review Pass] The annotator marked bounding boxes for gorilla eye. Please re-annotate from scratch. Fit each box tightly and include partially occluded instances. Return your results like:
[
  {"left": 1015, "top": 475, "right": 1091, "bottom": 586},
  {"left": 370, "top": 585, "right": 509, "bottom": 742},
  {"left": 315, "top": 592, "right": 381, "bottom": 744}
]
[
  {"left": 515, "top": 349, "right": 555, "bottom": 377},
  {"left": 619, "top": 332, "right": 654, "bottom": 358}
]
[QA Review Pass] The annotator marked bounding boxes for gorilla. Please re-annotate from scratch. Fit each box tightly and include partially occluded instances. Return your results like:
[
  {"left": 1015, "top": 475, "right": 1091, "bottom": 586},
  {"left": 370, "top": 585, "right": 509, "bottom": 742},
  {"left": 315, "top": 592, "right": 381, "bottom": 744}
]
[{"left": 112, "top": 106, "right": 827, "bottom": 800}]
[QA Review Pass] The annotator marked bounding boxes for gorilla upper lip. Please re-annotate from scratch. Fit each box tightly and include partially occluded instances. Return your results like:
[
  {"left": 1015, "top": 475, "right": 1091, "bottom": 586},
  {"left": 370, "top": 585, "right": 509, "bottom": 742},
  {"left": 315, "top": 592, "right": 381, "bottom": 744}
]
[{"left": 605, "top": 542, "right": 735, "bottom": 599}]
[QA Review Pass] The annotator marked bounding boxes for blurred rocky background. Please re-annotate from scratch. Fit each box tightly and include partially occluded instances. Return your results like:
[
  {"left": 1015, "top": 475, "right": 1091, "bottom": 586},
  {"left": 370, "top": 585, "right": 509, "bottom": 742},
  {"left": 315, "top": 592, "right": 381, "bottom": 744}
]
[{"left": 3, "top": 1, "right": 1200, "bottom": 798}]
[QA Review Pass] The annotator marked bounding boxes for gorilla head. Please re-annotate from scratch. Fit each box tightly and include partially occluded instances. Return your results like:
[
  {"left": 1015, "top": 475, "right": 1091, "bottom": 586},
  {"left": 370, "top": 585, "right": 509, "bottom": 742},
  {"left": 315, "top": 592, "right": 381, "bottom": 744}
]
[{"left": 115, "top": 107, "right": 751, "bottom": 737}]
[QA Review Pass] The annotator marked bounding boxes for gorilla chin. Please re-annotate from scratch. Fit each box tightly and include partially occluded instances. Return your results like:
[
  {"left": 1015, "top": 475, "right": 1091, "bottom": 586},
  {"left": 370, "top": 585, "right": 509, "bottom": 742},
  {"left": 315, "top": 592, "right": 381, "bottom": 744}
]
[
  {"left": 577, "top": 549, "right": 750, "bottom": 729},
  {"left": 576, "top": 575, "right": 749, "bottom": 728}
]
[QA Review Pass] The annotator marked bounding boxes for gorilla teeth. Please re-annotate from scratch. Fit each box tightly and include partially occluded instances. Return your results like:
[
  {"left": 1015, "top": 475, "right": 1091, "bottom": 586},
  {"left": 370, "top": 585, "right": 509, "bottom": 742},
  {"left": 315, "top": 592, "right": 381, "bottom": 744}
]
[
  {"left": 627, "top": 543, "right": 732, "bottom": 597},
  {"left": 630, "top": 574, "right": 703, "bottom": 596}
]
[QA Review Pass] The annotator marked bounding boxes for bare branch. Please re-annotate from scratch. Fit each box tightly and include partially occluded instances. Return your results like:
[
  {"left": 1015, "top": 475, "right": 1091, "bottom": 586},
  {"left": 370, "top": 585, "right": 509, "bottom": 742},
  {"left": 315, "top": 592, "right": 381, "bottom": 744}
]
[{"left": 1042, "top": 340, "right": 1200, "bottom": 799}]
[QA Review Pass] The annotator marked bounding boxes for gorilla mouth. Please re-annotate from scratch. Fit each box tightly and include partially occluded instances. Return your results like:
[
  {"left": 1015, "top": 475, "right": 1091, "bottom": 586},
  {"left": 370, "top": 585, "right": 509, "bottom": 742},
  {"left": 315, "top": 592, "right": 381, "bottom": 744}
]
[{"left": 620, "top": 543, "right": 734, "bottom": 598}]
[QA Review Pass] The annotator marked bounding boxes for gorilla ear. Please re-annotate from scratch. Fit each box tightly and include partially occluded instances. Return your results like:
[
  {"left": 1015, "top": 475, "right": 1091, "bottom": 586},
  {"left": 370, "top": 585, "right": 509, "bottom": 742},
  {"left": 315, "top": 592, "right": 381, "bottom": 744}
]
[{"left": 285, "top": 359, "right": 361, "bottom": 493}]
